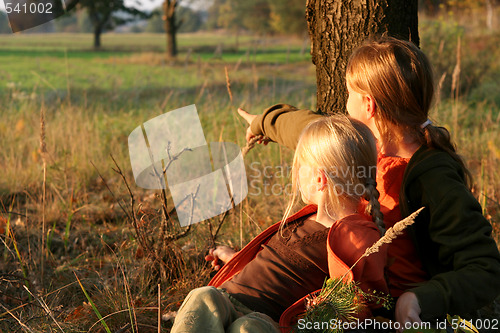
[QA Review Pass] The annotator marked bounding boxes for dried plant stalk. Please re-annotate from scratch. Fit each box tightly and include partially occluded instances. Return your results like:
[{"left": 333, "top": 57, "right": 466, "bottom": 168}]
[
  {"left": 241, "top": 135, "right": 272, "bottom": 157},
  {"left": 325, "top": 207, "right": 425, "bottom": 298},
  {"left": 362, "top": 207, "right": 425, "bottom": 258},
  {"left": 225, "top": 66, "right": 233, "bottom": 103},
  {"left": 451, "top": 37, "right": 461, "bottom": 100},
  {"left": 303, "top": 208, "right": 425, "bottom": 329},
  {"left": 39, "top": 106, "right": 48, "bottom": 280},
  {"left": 242, "top": 135, "right": 263, "bottom": 157}
]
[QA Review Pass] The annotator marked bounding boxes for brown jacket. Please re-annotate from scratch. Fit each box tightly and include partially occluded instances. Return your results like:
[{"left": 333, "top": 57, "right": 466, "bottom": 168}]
[{"left": 209, "top": 205, "right": 388, "bottom": 331}]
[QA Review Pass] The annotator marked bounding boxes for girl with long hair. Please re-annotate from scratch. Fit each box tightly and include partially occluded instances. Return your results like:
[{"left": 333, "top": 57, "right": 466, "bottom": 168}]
[
  {"left": 172, "top": 116, "right": 388, "bottom": 332},
  {"left": 238, "top": 36, "right": 500, "bottom": 327}
]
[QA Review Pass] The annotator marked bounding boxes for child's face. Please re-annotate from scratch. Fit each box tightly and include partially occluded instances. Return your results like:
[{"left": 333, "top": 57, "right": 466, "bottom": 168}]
[{"left": 346, "top": 82, "right": 369, "bottom": 125}]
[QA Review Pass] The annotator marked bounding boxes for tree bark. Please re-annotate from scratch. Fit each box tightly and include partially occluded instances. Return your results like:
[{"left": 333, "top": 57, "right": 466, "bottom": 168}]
[
  {"left": 94, "top": 25, "right": 102, "bottom": 49},
  {"left": 306, "top": 0, "right": 419, "bottom": 114},
  {"left": 164, "top": 0, "right": 178, "bottom": 58}
]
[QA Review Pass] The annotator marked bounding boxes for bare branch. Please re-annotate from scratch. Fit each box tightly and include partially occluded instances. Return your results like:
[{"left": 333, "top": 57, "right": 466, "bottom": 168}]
[{"left": 90, "top": 160, "right": 132, "bottom": 223}]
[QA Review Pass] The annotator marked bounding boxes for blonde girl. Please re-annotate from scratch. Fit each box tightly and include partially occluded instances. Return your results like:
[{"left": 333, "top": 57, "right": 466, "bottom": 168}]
[
  {"left": 172, "top": 115, "right": 388, "bottom": 333},
  {"left": 238, "top": 36, "right": 500, "bottom": 328}
]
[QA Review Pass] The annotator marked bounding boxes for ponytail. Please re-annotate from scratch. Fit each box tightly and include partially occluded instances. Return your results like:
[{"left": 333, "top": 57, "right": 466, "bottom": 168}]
[
  {"left": 422, "top": 124, "right": 473, "bottom": 189},
  {"left": 364, "top": 178, "right": 385, "bottom": 236}
]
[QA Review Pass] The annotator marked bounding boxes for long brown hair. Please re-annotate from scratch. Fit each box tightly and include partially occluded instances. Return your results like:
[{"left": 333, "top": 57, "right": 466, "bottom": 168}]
[{"left": 346, "top": 36, "right": 472, "bottom": 188}]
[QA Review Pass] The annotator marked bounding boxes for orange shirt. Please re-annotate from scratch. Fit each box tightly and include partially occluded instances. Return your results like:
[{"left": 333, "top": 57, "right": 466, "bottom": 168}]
[{"left": 360, "top": 154, "right": 429, "bottom": 297}]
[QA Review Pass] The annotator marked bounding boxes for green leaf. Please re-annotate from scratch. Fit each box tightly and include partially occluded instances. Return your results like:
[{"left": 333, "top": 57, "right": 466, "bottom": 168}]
[{"left": 74, "top": 272, "right": 112, "bottom": 333}]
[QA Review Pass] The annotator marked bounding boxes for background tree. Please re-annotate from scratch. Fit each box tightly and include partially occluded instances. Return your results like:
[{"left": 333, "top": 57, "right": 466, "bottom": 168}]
[
  {"left": 77, "top": 0, "right": 151, "bottom": 49},
  {"left": 208, "top": 0, "right": 307, "bottom": 35},
  {"left": 146, "top": 5, "right": 203, "bottom": 33},
  {"left": 163, "top": 0, "right": 179, "bottom": 58},
  {"left": 162, "top": 0, "right": 212, "bottom": 58},
  {"left": 268, "top": 0, "right": 308, "bottom": 36},
  {"left": 238, "top": 0, "right": 273, "bottom": 35},
  {"left": 306, "top": 0, "right": 419, "bottom": 114}
]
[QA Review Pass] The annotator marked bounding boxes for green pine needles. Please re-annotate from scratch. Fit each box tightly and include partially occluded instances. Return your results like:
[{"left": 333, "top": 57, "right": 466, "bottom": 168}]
[
  {"left": 298, "top": 278, "right": 392, "bottom": 333},
  {"left": 298, "top": 208, "right": 425, "bottom": 333}
]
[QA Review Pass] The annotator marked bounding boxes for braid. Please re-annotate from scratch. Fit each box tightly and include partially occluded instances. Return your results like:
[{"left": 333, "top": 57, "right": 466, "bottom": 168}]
[{"left": 364, "top": 178, "right": 385, "bottom": 236}]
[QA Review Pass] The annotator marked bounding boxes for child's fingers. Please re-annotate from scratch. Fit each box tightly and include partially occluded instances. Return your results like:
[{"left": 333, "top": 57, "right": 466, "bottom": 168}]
[
  {"left": 213, "top": 245, "right": 231, "bottom": 256},
  {"left": 213, "top": 246, "right": 237, "bottom": 264},
  {"left": 246, "top": 127, "right": 256, "bottom": 143},
  {"left": 205, "top": 249, "right": 214, "bottom": 260},
  {"left": 237, "top": 108, "right": 256, "bottom": 125},
  {"left": 238, "top": 108, "right": 259, "bottom": 145},
  {"left": 205, "top": 248, "right": 218, "bottom": 264},
  {"left": 258, "top": 139, "right": 271, "bottom": 145}
]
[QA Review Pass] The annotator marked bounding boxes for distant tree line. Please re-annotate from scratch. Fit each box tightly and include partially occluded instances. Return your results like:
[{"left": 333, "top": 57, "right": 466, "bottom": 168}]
[
  {"left": 0, "top": 0, "right": 496, "bottom": 36},
  {"left": 0, "top": 0, "right": 307, "bottom": 35},
  {"left": 419, "top": 0, "right": 498, "bottom": 16},
  {"left": 205, "top": 0, "right": 308, "bottom": 36},
  {"left": 0, "top": 0, "right": 149, "bottom": 41}
]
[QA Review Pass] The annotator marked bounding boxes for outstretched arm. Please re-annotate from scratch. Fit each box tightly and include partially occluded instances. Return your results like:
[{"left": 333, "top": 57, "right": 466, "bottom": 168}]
[{"left": 239, "top": 104, "right": 324, "bottom": 150}]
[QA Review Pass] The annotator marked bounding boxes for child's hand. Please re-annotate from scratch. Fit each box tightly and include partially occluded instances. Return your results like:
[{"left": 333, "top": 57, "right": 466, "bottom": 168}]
[
  {"left": 237, "top": 108, "right": 269, "bottom": 145},
  {"left": 205, "top": 245, "right": 237, "bottom": 271},
  {"left": 395, "top": 292, "right": 422, "bottom": 332}
]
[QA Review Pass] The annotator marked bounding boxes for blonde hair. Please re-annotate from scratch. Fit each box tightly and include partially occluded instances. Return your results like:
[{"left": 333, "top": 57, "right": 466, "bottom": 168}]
[
  {"left": 282, "top": 115, "right": 385, "bottom": 236},
  {"left": 346, "top": 36, "right": 472, "bottom": 187}
]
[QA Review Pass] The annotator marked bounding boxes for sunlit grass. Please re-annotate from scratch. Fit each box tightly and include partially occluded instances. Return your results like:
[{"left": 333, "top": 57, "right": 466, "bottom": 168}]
[{"left": 0, "top": 20, "right": 499, "bottom": 331}]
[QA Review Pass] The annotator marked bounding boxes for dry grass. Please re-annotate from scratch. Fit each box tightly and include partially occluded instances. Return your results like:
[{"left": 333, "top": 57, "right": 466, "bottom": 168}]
[
  {"left": 0, "top": 31, "right": 308, "bottom": 331},
  {"left": 1, "top": 12, "right": 500, "bottom": 332}
]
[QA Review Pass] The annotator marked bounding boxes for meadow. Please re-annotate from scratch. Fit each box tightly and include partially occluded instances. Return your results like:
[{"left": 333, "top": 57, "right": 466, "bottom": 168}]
[{"left": 0, "top": 15, "right": 499, "bottom": 332}]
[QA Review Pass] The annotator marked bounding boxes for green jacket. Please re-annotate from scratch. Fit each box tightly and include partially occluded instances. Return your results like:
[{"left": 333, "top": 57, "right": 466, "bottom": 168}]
[{"left": 250, "top": 104, "right": 500, "bottom": 321}]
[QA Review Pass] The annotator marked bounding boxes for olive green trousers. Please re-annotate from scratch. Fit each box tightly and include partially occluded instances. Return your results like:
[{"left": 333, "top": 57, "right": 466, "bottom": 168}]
[{"left": 171, "top": 286, "right": 280, "bottom": 333}]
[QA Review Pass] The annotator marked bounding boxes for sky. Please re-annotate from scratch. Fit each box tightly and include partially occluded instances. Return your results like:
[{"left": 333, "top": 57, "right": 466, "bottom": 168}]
[{"left": 124, "top": 0, "right": 165, "bottom": 10}]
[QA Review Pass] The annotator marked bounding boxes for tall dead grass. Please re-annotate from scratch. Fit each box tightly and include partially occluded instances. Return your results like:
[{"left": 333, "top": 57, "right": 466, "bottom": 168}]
[{"left": 1, "top": 16, "right": 499, "bottom": 330}]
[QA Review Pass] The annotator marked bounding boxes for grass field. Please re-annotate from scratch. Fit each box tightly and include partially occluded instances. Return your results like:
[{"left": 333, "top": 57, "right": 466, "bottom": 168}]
[{"left": 0, "top": 16, "right": 499, "bottom": 332}]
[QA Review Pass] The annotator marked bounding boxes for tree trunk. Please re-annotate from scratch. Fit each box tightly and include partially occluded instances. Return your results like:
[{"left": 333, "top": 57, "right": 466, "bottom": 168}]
[
  {"left": 306, "top": 0, "right": 419, "bottom": 114},
  {"left": 164, "top": 0, "right": 178, "bottom": 58},
  {"left": 89, "top": 6, "right": 111, "bottom": 50},
  {"left": 166, "top": 16, "right": 178, "bottom": 58},
  {"left": 94, "top": 25, "right": 102, "bottom": 49}
]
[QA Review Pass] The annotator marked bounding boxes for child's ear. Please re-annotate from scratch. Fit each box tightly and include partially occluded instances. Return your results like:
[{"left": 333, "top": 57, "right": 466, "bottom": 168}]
[
  {"left": 365, "top": 95, "right": 377, "bottom": 119},
  {"left": 316, "top": 170, "right": 328, "bottom": 191}
]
